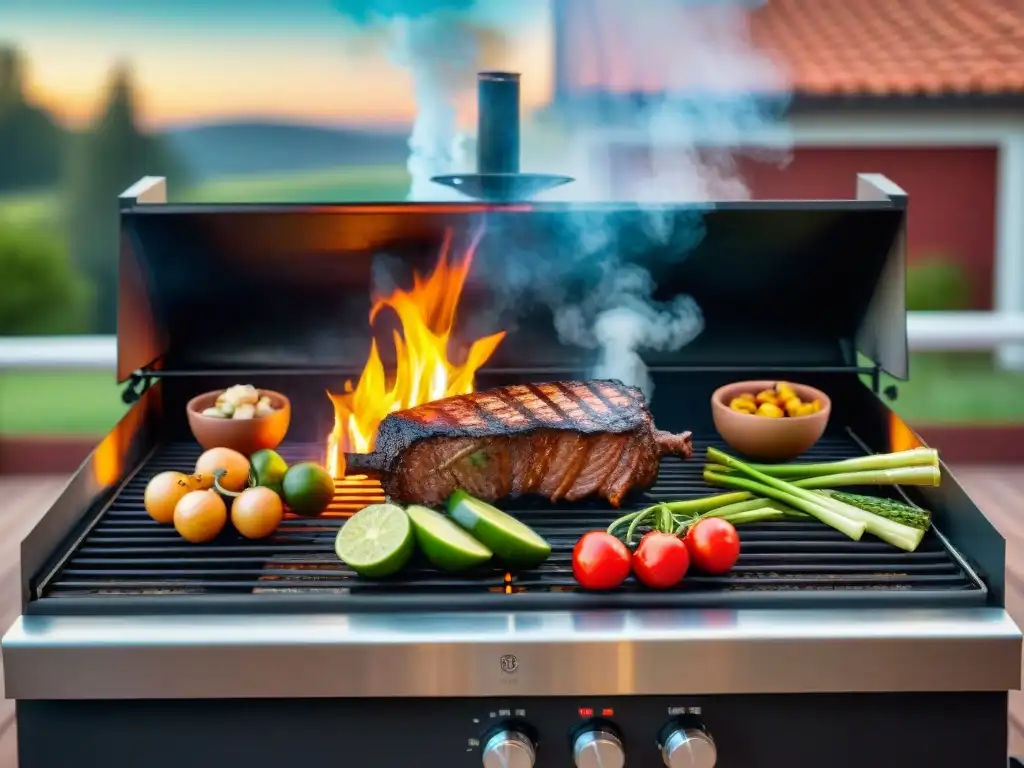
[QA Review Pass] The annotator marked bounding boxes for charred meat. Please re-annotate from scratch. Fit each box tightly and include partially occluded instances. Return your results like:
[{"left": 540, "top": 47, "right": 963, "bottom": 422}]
[{"left": 345, "top": 380, "right": 692, "bottom": 507}]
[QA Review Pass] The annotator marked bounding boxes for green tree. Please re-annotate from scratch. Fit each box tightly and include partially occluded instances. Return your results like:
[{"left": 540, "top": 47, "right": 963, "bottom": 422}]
[
  {"left": 64, "top": 63, "right": 189, "bottom": 333},
  {"left": 0, "top": 46, "right": 64, "bottom": 192},
  {"left": 0, "top": 221, "right": 91, "bottom": 335}
]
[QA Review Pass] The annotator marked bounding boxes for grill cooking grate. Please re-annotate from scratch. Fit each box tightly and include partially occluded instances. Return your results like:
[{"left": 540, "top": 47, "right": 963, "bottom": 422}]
[{"left": 36, "top": 435, "right": 984, "bottom": 611}]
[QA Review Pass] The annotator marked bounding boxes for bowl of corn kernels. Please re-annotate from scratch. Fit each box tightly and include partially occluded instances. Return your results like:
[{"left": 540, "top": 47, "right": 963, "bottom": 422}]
[{"left": 710, "top": 380, "right": 831, "bottom": 462}]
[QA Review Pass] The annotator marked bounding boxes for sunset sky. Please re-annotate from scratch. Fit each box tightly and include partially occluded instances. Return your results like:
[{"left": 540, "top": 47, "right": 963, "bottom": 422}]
[{"left": 1, "top": 0, "right": 553, "bottom": 130}]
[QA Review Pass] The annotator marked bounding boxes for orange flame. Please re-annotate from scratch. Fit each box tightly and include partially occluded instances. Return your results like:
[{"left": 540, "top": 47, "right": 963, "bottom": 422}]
[{"left": 326, "top": 229, "right": 505, "bottom": 476}]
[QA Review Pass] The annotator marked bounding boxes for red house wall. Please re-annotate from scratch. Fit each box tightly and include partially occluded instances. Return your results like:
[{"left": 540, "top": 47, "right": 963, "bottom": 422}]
[{"left": 611, "top": 146, "right": 998, "bottom": 309}]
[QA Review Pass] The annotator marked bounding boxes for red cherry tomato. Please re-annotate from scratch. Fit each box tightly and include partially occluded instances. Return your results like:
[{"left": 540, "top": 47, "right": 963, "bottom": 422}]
[
  {"left": 632, "top": 531, "right": 690, "bottom": 589},
  {"left": 685, "top": 518, "right": 741, "bottom": 575},
  {"left": 573, "top": 531, "right": 632, "bottom": 591}
]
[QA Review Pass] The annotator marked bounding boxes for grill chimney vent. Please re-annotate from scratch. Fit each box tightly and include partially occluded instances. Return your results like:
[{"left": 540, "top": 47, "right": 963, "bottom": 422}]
[{"left": 432, "top": 71, "right": 573, "bottom": 202}]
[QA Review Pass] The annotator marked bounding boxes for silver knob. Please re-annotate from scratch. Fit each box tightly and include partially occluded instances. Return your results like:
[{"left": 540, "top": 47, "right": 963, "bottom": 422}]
[
  {"left": 573, "top": 729, "right": 625, "bottom": 768},
  {"left": 482, "top": 729, "right": 536, "bottom": 768},
  {"left": 662, "top": 727, "right": 717, "bottom": 768}
]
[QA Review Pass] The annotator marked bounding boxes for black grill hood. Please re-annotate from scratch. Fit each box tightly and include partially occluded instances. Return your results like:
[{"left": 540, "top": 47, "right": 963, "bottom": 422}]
[{"left": 115, "top": 174, "right": 907, "bottom": 383}]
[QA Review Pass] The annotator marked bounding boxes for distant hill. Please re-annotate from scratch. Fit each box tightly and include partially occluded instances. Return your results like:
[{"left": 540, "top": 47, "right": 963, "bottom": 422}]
[{"left": 163, "top": 121, "right": 410, "bottom": 181}]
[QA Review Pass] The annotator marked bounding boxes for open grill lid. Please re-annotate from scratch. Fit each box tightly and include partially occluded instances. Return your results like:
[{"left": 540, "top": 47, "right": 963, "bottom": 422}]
[{"left": 115, "top": 174, "right": 907, "bottom": 384}]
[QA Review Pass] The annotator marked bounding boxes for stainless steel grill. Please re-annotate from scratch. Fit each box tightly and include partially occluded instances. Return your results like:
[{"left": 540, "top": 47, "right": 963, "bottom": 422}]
[
  {"left": 3, "top": 167, "right": 1021, "bottom": 768},
  {"left": 39, "top": 435, "right": 983, "bottom": 609}
]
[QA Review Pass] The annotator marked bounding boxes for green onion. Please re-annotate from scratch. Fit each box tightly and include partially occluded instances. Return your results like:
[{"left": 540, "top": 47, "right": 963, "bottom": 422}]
[
  {"left": 703, "top": 466, "right": 866, "bottom": 541},
  {"left": 706, "top": 447, "right": 936, "bottom": 550},
  {"left": 702, "top": 474, "right": 926, "bottom": 550},
  {"left": 721, "top": 508, "right": 789, "bottom": 526},
  {"left": 705, "top": 447, "right": 938, "bottom": 479},
  {"left": 704, "top": 465, "right": 940, "bottom": 488},
  {"left": 795, "top": 466, "right": 939, "bottom": 487},
  {"left": 706, "top": 498, "right": 783, "bottom": 517}
]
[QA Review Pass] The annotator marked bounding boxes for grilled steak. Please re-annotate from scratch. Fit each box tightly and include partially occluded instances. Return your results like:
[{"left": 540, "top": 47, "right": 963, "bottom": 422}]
[{"left": 345, "top": 380, "right": 692, "bottom": 507}]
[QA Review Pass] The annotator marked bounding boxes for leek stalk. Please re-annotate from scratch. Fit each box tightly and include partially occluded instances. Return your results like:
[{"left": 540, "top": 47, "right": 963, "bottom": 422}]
[
  {"left": 702, "top": 466, "right": 866, "bottom": 541},
  {"left": 703, "top": 465, "right": 940, "bottom": 488},
  {"left": 704, "top": 447, "right": 938, "bottom": 479}
]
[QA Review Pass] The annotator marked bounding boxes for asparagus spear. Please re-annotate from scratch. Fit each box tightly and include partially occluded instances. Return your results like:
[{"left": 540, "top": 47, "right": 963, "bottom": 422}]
[{"left": 817, "top": 490, "right": 931, "bottom": 532}]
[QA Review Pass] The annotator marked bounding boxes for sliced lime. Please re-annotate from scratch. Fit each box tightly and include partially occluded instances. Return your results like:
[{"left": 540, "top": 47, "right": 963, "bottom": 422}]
[
  {"left": 406, "top": 505, "right": 493, "bottom": 572},
  {"left": 446, "top": 490, "right": 551, "bottom": 568},
  {"left": 335, "top": 503, "right": 414, "bottom": 578}
]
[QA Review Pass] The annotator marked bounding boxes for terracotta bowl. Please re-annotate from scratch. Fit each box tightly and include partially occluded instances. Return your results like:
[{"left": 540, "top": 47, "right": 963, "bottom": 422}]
[
  {"left": 186, "top": 389, "right": 291, "bottom": 456},
  {"left": 710, "top": 380, "right": 831, "bottom": 463}
]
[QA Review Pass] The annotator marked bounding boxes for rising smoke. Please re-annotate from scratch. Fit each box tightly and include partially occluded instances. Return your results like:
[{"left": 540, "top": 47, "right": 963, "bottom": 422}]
[
  {"left": 336, "top": 0, "right": 487, "bottom": 200},
  {"left": 539, "top": 0, "right": 791, "bottom": 398},
  {"left": 553, "top": 264, "right": 705, "bottom": 398},
  {"left": 337, "top": 0, "right": 790, "bottom": 399}
]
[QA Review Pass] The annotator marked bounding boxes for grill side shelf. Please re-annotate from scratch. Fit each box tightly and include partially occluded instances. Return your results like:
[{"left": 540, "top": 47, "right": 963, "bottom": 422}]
[{"left": 33, "top": 435, "right": 985, "bottom": 614}]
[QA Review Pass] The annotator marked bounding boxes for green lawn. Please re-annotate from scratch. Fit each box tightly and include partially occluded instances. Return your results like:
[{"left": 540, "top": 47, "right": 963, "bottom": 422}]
[
  {"left": 0, "top": 190, "right": 57, "bottom": 227},
  {"left": 875, "top": 352, "right": 1024, "bottom": 424},
  {"left": 0, "top": 165, "right": 411, "bottom": 230},
  {"left": 185, "top": 165, "right": 411, "bottom": 203},
  {"left": 0, "top": 370, "right": 128, "bottom": 435},
  {"left": 2, "top": 353, "right": 1023, "bottom": 436}
]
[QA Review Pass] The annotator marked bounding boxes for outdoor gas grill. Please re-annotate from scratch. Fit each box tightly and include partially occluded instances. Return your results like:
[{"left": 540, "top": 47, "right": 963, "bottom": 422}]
[{"left": 3, "top": 73, "right": 1022, "bottom": 768}]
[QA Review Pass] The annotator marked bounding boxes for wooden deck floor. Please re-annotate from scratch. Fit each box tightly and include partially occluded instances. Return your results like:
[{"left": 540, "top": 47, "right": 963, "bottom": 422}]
[
  {"left": 0, "top": 476, "right": 67, "bottom": 768},
  {"left": 0, "top": 470, "right": 1022, "bottom": 765},
  {"left": 956, "top": 466, "right": 1024, "bottom": 755}
]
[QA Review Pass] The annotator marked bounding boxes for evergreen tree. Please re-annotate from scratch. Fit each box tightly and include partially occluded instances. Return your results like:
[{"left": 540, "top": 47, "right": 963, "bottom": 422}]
[
  {"left": 64, "top": 63, "right": 189, "bottom": 333},
  {"left": 0, "top": 46, "right": 64, "bottom": 192}
]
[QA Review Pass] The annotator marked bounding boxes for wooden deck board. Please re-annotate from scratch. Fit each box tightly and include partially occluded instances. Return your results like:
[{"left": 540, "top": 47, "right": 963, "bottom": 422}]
[
  {"left": 0, "top": 470, "right": 1023, "bottom": 764},
  {"left": 0, "top": 476, "right": 66, "bottom": 768},
  {"left": 955, "top": 466, "right": 1024, "bottom": 756}
]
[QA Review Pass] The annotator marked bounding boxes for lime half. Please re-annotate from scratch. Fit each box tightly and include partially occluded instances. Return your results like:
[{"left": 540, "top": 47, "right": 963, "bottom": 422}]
[
  {"left": 406, "top": 505, "right": 493, "bottom": 572},
  {"left": 335, "top": 503, "right": 415, "bottom": 578}
]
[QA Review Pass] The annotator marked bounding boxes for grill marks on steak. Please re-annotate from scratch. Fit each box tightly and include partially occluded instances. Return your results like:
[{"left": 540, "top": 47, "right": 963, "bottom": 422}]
[
  {"left": 392, "top": 380, "right": 640, "bottom": 438},
  {"left": 353, "top": 380, "right": 692, "bottom": 508}
]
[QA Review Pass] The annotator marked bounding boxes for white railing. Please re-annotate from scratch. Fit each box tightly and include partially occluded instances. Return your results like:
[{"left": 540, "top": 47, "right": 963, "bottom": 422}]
[
  {"left": 0, "top": 335, "right": 117, "bottom": 371},
  {"left": 2, "top": 312, "right": 1024, "bottom": 371},
  {"left": 905, "top": 312, "right": 1024, "bottom": 351}
]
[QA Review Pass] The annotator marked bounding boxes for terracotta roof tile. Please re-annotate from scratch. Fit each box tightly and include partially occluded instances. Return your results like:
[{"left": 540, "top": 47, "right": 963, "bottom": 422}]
[
  {"left": 752, "top": 0, "right": 1024, "bottom": 96},
  {"left": 556, "top": 0, "right": 1024, "bottom": 98}
]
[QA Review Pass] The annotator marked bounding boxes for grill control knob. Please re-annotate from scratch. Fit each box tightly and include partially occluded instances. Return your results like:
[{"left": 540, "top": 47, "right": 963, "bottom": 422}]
[
  {"left": 573, "top": 727, "right": 625, "bottom": 768},
  {"left": 481, "top": 728, "right": 536, "bottom": 768},
  {"left": 660, "top": 725, "right": 717, "bottom": 768}
]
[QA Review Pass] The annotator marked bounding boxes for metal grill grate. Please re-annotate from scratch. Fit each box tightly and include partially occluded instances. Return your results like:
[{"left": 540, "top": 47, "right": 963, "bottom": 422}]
[{"left": 36, "top": 435, "right": 985, "bottom": 611}]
